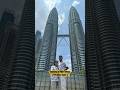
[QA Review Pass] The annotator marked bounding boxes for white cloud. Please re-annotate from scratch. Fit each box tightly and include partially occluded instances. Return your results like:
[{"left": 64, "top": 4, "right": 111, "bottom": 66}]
[
  {"left": 72, "top": 0, "right": 80, "bottom": 7},
  {"left": 35, "top": 0, "right": 49, "bottom": 34},
  {"left": 44, "top": 0, "right": 61, "bottom": 11},
  {"left": 58, "top": 13, "right": 65, "bottom": 26},
  {"left": 35, "top": 0, "right": 62, "bottom": 34}
]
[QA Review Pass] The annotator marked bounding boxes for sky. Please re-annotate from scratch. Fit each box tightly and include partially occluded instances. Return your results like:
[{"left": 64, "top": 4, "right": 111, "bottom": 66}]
[{"left": 35, "top": 0, "right": 85, "bottom": 70}]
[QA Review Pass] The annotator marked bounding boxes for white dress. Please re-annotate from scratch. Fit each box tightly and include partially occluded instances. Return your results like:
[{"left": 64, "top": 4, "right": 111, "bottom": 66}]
[
  {"left": 50, "top": 65, "right": 59, "bottom": 81},
  {"left": 59, "top": 62, "right": 67, "bottom": 90},
  {"left": 50, "top": 65, "right": 59, "bottom": 90}
]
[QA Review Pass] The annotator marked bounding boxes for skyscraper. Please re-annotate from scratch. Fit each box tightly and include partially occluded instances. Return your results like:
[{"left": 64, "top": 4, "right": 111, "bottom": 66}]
[
  {"left": 0, "top": 11, "right": 17, "bottom": 89},
  {"left": 86, "top": 0, "right": 120, "bottom": 90},
  {"left": 8, "top": 0, "right": 35, "bottom": 89},
  {"left": 69, "top": 6, "right": 85, "bottom": 74},
  {"left": 0, "top": 10, "right": 15, "bottom": 46},
  {"left": 36, "top": 8, "right": 58, "bottom": 71},
  {"left": 35, "top": 31, "right": 42, "bottom": 54},
  {"left": 35, "top": 31, "right": 42, "bottom": 68}
]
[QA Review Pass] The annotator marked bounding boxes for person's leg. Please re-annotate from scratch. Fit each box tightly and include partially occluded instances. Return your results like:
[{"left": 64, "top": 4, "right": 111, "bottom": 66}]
[
  {"left": 51, "top": 81, "right": 56, "bottom": 90},
  {"left": 56, "top": 81, "right": 60, "bottom": 90},
  {"left": 60, "top": 77, "right": 66, "bottom": 90},
  {"left": 56, "top": 81, "right": 59, "bottom": 88}
]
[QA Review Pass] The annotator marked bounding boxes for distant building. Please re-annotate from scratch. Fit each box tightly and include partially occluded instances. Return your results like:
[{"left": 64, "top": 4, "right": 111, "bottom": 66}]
[
  {"left": 35, "top": 31, "right": 42, "bottom": 68},
  {"left": 0, "top": 11, "right": 17, "bottom": 89},
  {"left": 35, "top": 31, "right": 42, "bottom": 55},
  {"left": 0, "top": 10, "right": 15, "bottom": 45}
]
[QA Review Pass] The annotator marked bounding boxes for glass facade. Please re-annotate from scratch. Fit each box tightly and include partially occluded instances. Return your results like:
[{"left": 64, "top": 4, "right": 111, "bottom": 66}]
[
  {"left": 69, "top": 7, "right": 85, "bottom": 73},
  {"left": 35, "top": 71, "right": 86, "bottom": 90},
  {"left": 36, "top": 8, "right": 58, "bottom": 71}
]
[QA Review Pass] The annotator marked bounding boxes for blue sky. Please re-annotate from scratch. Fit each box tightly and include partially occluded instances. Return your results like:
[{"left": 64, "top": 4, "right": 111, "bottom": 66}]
[{"left": 35, "top": 0, "right": 85, "bottom": 70}]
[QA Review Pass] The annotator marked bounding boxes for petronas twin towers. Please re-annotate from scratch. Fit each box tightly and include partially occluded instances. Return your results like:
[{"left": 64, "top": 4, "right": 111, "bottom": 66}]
[
  {"left": 36, "top": 8, "right": 58, "bottom": 71},
  {"left": 69, "top": 7, "right": 85, "bottom": 73},
  {"left": 36, "top": 6, "right": 85, "bottom": 73}
]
